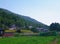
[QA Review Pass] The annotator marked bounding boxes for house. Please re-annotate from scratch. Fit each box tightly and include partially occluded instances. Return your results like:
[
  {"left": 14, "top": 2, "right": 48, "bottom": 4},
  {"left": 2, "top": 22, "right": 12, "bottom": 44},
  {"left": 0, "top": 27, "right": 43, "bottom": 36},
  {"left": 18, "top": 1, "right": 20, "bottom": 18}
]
[
  {"left": 36, "top": 27, "right": 49, "bottom": 32},
  {"left": 43, "top": 29, "right": 49, "bottom": 32},
  {"left": 28, "top": 26, "right": 33, "bottom": 29},
  {"left": 3, "top": 24, "right": 16, "bottom": 37},
  {"left": 9, "top": 24, "right": 16, "bottom": 30}
]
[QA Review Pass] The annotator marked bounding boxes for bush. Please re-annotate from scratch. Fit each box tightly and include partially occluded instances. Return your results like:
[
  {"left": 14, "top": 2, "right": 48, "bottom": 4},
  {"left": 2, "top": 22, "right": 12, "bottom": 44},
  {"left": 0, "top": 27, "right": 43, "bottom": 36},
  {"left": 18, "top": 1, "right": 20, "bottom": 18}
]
[
  {"left": 16, "top": 30, "right": 21, "bottom": 33},
  {"left": 40, "top": 31, "right": 58, "bottom": 36},
  {"left": 31, "top": 28, "right": 38, "bottom": 33},
  {"left": 14, "top": 33, "right": 20, "bottom": 37}
]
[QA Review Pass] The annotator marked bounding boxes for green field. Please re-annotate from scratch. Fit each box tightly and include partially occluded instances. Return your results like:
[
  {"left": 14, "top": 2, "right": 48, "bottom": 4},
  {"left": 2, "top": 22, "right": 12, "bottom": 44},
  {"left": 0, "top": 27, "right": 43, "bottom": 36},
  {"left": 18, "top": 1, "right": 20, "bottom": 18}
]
[
  {"left": 0, "top": 36, "right": 56, "bottom": 44},
  {"left": 57, "top": 36, "right": 60, "bottom": 44}
]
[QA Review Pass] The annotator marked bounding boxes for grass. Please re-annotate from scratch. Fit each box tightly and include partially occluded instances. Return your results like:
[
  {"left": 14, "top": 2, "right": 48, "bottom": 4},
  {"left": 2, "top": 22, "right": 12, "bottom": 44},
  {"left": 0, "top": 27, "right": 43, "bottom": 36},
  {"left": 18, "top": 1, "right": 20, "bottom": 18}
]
[
  {"left": 57, "top": 36, "right": 60, "bottom": 44},
  {"left": 5, "top": 30, "right": 33, "bottom": 33},
  {"left": 5, "top": 30, "right": 16, "bottom": 32},
  {"left": 0, "top": 36, "right": 55, "bottom": 44},
  {"left": 21, "top": 30, "right": 33, "bottom": 33}
]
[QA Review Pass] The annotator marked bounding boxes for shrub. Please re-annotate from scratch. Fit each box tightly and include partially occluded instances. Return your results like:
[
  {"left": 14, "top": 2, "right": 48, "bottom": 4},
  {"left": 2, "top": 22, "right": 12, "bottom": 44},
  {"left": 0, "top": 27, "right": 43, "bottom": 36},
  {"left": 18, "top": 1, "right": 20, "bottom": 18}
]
[
  {"left": 14, "top": 33, "right": 20, "bottom": 37},
  {"left": 40, "top": 31, "right": 58, "bottom": 36},
  {"left": 16, "top": 30, "right": 21, "bottom": 33}
]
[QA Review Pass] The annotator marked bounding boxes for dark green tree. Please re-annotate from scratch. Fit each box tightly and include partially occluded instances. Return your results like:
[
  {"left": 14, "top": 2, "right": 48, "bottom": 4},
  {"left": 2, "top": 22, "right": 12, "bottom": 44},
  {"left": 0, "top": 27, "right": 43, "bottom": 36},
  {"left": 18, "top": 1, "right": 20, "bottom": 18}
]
[{"left": 49, "top": 23, "right": 60, "bottom": 31}]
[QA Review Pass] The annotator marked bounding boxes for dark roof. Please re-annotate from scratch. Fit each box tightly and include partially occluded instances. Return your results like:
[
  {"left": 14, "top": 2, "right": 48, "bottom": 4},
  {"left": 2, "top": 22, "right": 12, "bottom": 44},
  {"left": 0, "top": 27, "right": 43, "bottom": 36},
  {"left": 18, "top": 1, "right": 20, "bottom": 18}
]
[
  {"left": 0, "top": 28, "right": 4, "bottom": 31},
  {"left": 9, "top": 24, "right": 16, "bottom": 28}
]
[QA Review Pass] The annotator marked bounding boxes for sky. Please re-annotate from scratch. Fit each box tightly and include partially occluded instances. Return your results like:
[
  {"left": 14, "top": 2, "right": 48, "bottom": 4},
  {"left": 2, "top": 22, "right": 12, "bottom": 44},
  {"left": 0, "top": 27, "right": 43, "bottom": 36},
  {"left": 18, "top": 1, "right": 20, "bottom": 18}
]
[{"left": 0, "top": 0, "right": 60, "bottom": 25}]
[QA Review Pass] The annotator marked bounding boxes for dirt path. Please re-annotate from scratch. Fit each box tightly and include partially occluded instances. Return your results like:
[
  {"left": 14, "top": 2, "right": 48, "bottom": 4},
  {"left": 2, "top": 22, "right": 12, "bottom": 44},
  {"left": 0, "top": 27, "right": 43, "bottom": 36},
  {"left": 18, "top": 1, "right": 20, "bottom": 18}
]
[
  {"left": 49, "top": 38, "right": 58, "bottom": 44},
  {"left": 51, "top": 38, "right": 57, "bottom": 44}
]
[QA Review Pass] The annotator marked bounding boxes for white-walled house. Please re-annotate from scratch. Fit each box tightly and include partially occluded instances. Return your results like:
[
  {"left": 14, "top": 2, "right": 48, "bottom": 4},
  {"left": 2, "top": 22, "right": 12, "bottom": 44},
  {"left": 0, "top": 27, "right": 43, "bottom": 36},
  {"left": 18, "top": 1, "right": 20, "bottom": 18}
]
[
  {"left": 36, "top": 27, "right": 49, "bottom": 32},
  {"left": 28, "top": 26, "right": 33, "bottom": 29},
  {"left": 9, "top": 24, "right": 16, "bottom": 30}
]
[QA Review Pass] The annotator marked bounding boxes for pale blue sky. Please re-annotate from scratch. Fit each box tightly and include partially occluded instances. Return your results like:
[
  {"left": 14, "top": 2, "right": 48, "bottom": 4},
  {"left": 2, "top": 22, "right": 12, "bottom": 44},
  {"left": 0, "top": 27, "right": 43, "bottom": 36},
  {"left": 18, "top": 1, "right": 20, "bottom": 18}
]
[{"left": 0, "top": 0, "right": 60, "bottom": 25}]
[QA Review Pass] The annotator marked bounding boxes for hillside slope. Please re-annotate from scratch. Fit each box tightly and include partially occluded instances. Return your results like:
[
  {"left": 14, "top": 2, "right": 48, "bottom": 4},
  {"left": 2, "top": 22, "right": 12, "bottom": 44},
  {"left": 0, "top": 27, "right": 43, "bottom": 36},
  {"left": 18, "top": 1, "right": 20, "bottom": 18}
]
[{"left": 0, "top": 8, "right": 48, "bottom": 29}]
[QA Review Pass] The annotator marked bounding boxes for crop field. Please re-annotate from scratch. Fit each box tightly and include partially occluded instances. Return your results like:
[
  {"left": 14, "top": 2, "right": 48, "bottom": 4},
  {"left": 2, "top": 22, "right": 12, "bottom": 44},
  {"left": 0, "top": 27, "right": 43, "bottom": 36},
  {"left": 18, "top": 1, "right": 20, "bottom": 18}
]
[{"left": 0, "top": 36, "right": 56, "bottom": 44}]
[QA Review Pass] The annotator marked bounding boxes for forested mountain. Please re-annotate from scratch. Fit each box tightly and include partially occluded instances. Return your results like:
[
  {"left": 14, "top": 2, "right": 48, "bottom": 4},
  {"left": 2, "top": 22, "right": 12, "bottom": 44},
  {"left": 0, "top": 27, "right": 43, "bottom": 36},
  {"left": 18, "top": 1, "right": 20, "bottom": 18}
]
[{"left": 0, "top": 8, "right": 48, "bottom": 29}]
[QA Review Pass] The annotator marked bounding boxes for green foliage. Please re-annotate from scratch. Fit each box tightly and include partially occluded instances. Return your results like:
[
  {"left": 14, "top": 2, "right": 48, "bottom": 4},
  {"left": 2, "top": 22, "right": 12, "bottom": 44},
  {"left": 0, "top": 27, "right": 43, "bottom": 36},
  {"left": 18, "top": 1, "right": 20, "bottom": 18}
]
[
  {"left": 31, "top": 27, "right": 38, "bottom": 33},
  {"left": 0, "top": 8, "right": 48, "bottom": 30},
  {"left": 16, "top": 30, "right": 21, "bottom": 33},
  {"left": 14, "top": 33, "right": 20, "bottom": 37},
  {"left": 49, "top": 23, "right": 60, "bottom": 31},
  {"left": 40, "top": 31, "right": 58, "bottom": 36}
]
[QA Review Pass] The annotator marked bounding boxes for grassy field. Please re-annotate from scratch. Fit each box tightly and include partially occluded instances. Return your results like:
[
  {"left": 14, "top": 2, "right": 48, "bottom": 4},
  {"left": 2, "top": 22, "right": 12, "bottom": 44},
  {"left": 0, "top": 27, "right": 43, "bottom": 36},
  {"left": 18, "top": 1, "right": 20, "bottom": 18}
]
[
  {"left": 57, "top": 36, "right": 60, "bottom": 44},
  {"left": 0, "top": 36, "right": 56, "bottom": 44}
]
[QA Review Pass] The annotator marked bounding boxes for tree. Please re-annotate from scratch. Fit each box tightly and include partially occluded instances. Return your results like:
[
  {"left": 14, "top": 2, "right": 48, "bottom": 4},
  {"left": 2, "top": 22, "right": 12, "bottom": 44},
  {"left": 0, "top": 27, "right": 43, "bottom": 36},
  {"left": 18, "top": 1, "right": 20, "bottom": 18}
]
[
  {"left": 16, "top": 29, "right": 21, "bottom": 33},
  {"left": 49, "top": 23, "right": 60, "bottom": 31},
  {"left": 31, "top": 27, "right": 38, "bottom": 33}
]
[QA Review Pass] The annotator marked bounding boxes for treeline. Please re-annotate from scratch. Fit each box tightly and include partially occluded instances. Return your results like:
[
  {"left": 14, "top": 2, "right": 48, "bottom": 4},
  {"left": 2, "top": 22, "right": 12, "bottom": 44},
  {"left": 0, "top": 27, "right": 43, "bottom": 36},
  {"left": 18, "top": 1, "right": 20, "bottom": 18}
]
[
  {"left": 49, "top": 23, "right": 60, "bottom": 31},
  {"left": 40, "top": 23, "right": 60, "bottom": 36}
]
